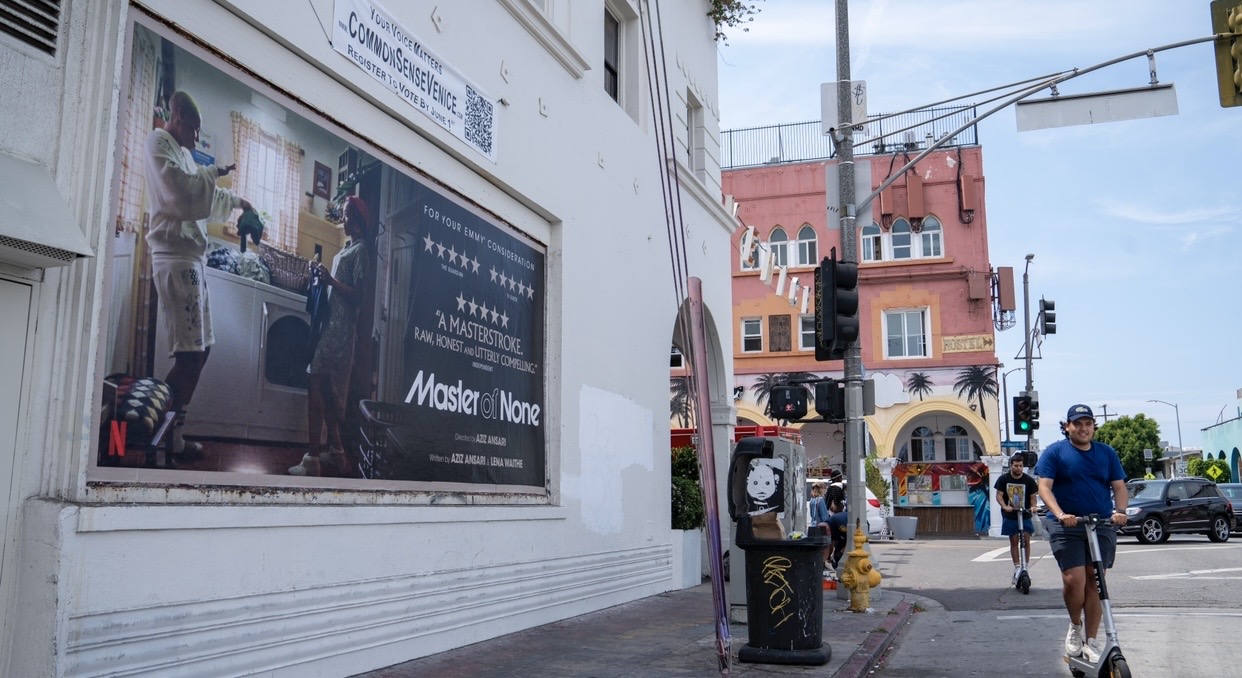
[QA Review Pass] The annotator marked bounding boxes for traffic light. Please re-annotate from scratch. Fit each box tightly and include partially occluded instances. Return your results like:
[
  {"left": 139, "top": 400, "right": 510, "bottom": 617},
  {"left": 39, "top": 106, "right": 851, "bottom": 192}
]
[
  {"left": 1029, "top": 398, "right": 1041, "bottom": 430},
  {"left": 814, "top": 379, "right": 845, "bottom": 421},
  {"left": 1013, "top": 395, "right": 1034, "bottom": 435},
  {"left": 1039, "top": 298, "right": 1056, "bottom": 335},
  {"left": 769, "top": 385, "right": 807, "bottom": 420},
  {"left": 1212, "top": 0, "right": 1242, "bottom": 107},
  {"left": 814, "top": 249, "right": 859, "bottom": 361}
]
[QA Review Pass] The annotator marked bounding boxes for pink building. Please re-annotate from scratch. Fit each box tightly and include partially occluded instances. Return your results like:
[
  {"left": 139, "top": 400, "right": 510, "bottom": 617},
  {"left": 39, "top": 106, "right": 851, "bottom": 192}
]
[{"left": 722, "top": 125, "right": 1013, "bottom": 536}]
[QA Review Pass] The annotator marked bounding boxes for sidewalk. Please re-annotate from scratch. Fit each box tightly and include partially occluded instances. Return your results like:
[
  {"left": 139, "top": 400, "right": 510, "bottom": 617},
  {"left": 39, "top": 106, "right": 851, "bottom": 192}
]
[{"left": 352, "top": 580, "right": 938, "bottom": 678}]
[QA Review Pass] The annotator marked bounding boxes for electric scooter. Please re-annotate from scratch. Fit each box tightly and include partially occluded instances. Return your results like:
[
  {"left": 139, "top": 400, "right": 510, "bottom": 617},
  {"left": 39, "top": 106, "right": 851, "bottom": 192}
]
[
  {"left": 1014, "top": 509, "right": 1031, "bottom": 595},
  {"left": 1066, "top": 514, "right": 1130, "bottom": 678}
]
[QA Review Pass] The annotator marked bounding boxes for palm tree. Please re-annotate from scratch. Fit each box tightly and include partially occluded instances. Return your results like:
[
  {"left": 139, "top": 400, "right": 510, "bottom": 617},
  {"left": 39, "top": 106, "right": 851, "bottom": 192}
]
[
  {"left": 905, "top": 372, "right": 934, "bottom": 401},
  {"left": 670, "top": 377, "right": 693, "bottom": 427},
  {"left": 953, "top": 366, "right": 998, "bottom": 419}
]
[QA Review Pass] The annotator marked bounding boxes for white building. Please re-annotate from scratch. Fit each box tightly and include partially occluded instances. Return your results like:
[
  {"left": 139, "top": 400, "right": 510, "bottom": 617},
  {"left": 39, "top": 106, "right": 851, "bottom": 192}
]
[{"left": 0, "top": 1, "right": 736, "bottom": 675}]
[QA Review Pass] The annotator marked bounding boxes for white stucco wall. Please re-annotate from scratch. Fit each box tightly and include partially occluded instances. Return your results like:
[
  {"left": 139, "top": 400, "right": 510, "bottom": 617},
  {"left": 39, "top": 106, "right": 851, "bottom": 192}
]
[{"left": 0, "top": 1, "right": 736, "bottom": 675}]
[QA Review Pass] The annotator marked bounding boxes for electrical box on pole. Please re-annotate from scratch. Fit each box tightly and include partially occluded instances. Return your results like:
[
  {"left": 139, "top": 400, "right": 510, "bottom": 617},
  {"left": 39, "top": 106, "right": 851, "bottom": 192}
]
[
  {"left": 1212, "top": 0, "right": 1242, "bottom": 107},
  {"left": 1039, "top": 298, "right": 1056, "bottom": 335}
]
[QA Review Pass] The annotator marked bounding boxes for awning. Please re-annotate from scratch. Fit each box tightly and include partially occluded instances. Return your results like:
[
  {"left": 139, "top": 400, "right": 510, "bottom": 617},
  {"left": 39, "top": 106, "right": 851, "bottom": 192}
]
[{"left": 0, "top": 152, "right": 94, "bottom": 268}]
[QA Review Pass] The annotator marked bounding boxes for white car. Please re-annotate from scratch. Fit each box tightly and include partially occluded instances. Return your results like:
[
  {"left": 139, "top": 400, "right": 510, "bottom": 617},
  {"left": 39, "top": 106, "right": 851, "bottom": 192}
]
[{"left": 806, "top": 481, "right": 885, "bottom": 534}]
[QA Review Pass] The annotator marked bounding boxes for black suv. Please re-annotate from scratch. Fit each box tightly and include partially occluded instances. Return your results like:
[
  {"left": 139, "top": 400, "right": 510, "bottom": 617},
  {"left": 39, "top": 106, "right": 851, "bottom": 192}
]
[{"left": 1121, "top": 478, "right": 1235, "bottom": 544}]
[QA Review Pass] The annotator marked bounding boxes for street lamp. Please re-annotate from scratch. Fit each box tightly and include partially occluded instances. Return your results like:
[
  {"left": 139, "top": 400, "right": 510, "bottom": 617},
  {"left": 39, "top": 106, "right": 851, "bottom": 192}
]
[{"left": 1146, "top": 398, "right": 1184, "bottom": 459}]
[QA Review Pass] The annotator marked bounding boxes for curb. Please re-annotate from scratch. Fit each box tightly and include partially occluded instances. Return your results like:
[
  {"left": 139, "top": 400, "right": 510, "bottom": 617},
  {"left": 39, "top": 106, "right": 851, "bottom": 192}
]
[{"left": 831, "top": 600, "right": 914, "bottom": 678}]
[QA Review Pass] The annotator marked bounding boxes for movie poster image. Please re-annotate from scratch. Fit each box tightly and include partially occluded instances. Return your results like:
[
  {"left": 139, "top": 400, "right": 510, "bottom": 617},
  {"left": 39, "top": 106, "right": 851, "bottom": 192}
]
[{"left": 96, "top": 15, "right": 545, "bottom": 490}]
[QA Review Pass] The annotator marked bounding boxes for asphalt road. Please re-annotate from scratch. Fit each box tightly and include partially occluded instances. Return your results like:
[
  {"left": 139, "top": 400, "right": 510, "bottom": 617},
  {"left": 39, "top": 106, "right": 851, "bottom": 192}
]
[{"left": 868, "top": 533, "right": 1242, "bottom": 676}]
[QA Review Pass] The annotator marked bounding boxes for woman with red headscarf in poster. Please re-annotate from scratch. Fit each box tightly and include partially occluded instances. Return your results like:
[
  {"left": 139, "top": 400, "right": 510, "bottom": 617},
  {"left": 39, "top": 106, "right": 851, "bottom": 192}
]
[{"left": 290, "top": 196, "right": 373, "bottom": 476}]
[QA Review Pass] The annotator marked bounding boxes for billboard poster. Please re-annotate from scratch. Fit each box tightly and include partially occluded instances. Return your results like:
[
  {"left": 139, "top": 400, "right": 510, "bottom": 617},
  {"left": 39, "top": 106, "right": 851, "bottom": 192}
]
[{"left": 96, "top": 13, "right": 545, "bottom": 491}]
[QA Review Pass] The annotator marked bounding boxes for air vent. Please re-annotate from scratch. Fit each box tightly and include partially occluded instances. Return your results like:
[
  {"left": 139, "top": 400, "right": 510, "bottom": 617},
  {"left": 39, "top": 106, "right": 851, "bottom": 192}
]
[{"left": 0, "top": 0, "right": 61, "bottom": 57}]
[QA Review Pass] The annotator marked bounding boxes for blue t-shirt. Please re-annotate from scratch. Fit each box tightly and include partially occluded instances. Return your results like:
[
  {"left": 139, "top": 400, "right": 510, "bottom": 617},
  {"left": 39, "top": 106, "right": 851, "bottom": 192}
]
[
  {"left": 828, "top": 510, "right": 849, "bottom": 541},
  {"left": 1034, "top": 438, "right": 1126, "bottom": 517}
]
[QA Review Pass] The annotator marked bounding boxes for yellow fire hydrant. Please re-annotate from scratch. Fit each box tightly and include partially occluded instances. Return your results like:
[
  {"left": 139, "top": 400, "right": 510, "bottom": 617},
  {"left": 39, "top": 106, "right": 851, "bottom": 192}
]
[{"left": 839, "top": 520, "right": 882, "bottom": 612}]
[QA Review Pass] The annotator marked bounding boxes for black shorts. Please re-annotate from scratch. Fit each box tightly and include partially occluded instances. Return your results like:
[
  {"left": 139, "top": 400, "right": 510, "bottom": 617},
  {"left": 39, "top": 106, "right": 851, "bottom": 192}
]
[{"left": 1046, "top": 518, "right": 1117, "bottom": 571}]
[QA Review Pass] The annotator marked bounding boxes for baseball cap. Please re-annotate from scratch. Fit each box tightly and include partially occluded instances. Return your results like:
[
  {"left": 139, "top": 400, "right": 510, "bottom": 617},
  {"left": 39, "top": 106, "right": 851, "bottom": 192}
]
[{"left": 1066, "top": 404, "right": 1094, "bottom": 422}]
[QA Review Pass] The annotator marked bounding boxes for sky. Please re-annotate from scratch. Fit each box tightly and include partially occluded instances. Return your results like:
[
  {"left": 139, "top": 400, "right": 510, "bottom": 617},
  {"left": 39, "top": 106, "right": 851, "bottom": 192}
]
[{"left": 716, "top": 0, "right": 1240, "bottom": 451}]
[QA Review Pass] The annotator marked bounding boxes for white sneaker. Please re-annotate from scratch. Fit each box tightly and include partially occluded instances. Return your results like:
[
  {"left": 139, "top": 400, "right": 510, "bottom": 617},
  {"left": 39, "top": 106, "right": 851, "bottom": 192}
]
[
  {"left": 1012, "top": 565, "right": 1021, "bottom": 583},
  {"left": 288, "top": 453, "right": 321, "bottom": 476},
  {"left": 1065, "top": 623, "right": 1084, "bottom": 656},
  {"left": 1082, "top": 639, "right": 1102, "bottom": 664}
]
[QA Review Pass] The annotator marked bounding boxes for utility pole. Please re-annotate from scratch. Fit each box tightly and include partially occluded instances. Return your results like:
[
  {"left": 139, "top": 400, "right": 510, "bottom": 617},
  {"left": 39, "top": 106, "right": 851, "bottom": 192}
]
[
  {"left": 834, "top": 0, "right": 867, "bottom": 551},
  {"left": 1096, "top": 404, "right": 1118, "bottom": 423}
]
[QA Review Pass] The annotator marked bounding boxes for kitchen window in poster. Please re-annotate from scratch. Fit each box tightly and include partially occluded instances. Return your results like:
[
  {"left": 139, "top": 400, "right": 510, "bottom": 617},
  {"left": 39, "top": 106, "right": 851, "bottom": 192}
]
[{"left": 93, "top": 13, "right": 546, "bottom": 494}]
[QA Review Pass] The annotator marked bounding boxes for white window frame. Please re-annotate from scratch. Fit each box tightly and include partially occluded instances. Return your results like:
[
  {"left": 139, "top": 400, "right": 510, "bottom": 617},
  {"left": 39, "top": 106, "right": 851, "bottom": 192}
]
[
  {"left": 884, "top": 308, "right": 929, "bottom": 359},
  {"left": 741, "top": 317, "right": 763, "bottom": 353},
  {"left": 944, "top": 425, "right": 970, "bottom": 461},
  {"left": 768, "top": 227, "right": 788, "bottom": 268},
  {"left": 861, "top": 222, "right": 882, "bottom": 262},
  {"left": 798, "top": 315, "right": 816, "bottom": 351},
  {"left": 890, "top": 218, "right": 913, "bottom": 260},
  {"left": 910, "top": 426, "right": 934, "bottom": 462},
  {"left": 920, "top": 216, "right": 943, "bottom": 258},
  {"left": 685, "top": 89, "right": 706, "bottom": 183},
  {"left": 602, "top": 0, "right": 641, "bottom": 120},
  {"left": 795, "top": 224, "right": 817, "bottom": 267},
  {"left": 670, "top": 345, "right": 683, "bottom": 368},
  {"left": 862, "top": 215, "right": 946, "bottom": 262}
]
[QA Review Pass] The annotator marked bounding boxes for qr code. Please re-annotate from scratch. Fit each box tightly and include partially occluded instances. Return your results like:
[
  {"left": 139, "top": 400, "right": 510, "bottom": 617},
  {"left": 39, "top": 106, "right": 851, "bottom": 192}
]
[{"left": 464, "top": 86, "right": 494, "bottom": 155}]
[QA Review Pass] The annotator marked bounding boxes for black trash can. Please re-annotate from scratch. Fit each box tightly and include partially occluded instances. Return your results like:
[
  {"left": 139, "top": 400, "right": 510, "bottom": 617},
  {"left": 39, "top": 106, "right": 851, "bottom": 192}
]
[{"left": 734, "top": 515, "right": 831, "bottom": 665}]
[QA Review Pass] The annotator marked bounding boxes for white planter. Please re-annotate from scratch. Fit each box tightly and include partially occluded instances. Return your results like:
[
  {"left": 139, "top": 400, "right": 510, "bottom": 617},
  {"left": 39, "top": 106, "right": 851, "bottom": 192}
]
[{"left": 671, "top": 528, "right": 703, "bottom": 589}]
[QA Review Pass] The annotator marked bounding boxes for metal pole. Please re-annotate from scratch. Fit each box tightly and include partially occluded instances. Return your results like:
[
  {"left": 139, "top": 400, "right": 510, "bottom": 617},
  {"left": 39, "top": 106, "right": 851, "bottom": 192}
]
[
  {"left": 1022, "top": 255, "right": 1034, "bottom": 397},
  {"left": 835, "top": 0, "right": 866, "bottom": 551},
  {"left": 1148, "top": 399, "right": 1184, "bottom": 454}
]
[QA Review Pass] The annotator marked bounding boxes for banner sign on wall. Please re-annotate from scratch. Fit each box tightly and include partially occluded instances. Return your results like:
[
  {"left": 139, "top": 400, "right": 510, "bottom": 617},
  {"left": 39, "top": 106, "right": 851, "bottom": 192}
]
[
  {"left": 94, "top": 15, "right": 542, "bottom": 492},
  {"left": 331, "top": 0, "right": 498, "bottom": 163}
]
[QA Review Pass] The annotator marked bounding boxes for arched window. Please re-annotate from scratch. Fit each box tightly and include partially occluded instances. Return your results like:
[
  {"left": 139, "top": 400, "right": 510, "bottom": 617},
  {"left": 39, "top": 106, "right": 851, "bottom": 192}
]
[
  {"left": 944, "top": 425, "right": 970, "bottom": 461},
  {"left": 919, "top": 216, "right": 942, "bottom": 258},
  {"left": 795, "top": 224, "right": 817, "bottom": 266},
  {"left": 891, "top": 218, "right": 912, "bottom": 259},
  {"left": 861, "top": 223, "right": 882, "bottom": 262},
  {"left": 769, "top": 227, "right": 788, "bottom": 267},
  {"left": 911, "top": 425, "right": 934, "bottom": 462}
]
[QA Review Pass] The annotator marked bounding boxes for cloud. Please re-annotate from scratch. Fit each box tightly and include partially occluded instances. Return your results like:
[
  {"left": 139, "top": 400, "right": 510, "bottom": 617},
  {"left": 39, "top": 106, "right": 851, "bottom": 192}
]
[{"left": 1096, "top": 200, "right": 1239, "bottom": 226}]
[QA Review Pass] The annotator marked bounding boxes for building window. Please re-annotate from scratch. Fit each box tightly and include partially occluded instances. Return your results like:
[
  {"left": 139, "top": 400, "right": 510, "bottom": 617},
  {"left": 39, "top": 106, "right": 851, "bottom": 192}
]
[
  {"left": 742, "top": 318, "right": 762, "bottom": 353},
  {"left": 686, "top": 89, "right": 706, "bottom": 182},
  {"left": 884, "top": 308, "right": 928, "bottom": 358},
  {"left": 910, "top": 425, "right": 934, "bottom": 462},
  {"left": 670, "top": 345, "right": 683, "bottom": 368},
  {"left": 768, "top": 227, "right": 788, "bottom": 267},
  {"left": 795, "top": 224, "right": 817, "bottom": 267},
  {"left": 920, "top": 216, "right": 943, "bottom": 258},
  {"left": 944, "top": 425, "right": 970, "bottom": 461},
  {"left": 798, "top": 315, "right": 816, "bottom": 351},
  {"left": 891, "top": 218, "right": 912, "bottom": 260},
  {"left": 860, "top": 216, "right": 945, "bottom": 262},
  {"left": 861, "top": 223, "right": 882, "bottom": 262},
  {"left": 603, "top": 8, "right": 619, "bottom": 101}
]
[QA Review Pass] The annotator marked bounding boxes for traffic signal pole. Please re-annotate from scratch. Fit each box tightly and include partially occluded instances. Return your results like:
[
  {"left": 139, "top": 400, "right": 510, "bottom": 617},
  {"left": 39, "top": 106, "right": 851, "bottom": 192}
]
[{"left": 833, "top": 0, "right": 867, "bottom": 551}]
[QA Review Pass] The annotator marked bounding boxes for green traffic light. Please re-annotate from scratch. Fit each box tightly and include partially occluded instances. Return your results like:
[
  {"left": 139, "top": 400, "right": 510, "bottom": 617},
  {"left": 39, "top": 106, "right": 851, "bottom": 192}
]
[{"left": 1018, "top": 422, "right": 1031, "bottom": 431}]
